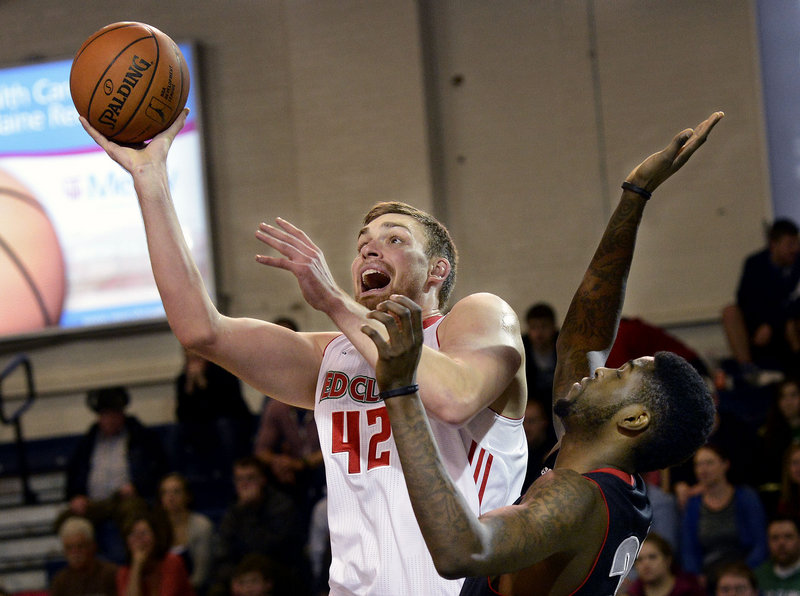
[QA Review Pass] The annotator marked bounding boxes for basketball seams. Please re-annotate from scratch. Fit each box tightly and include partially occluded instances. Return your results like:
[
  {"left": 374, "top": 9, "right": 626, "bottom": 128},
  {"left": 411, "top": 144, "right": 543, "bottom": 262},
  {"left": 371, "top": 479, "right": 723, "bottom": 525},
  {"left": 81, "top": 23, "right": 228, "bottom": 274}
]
[
  {"left": 73, "top": 22, "right": 143, "bottom": 62},
  {"left": 84, "top": 35, "right": 155, "bottom": 130},
  {"left": 109, "top": 32, "right": 161, "bottom": 142}
]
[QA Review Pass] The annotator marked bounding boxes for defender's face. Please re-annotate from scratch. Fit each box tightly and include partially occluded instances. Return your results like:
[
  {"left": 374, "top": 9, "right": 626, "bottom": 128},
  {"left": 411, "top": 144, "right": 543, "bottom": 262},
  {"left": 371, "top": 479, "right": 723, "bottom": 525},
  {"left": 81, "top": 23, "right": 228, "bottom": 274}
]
[
  {"left": 556, "top": 357, "right": 654, "bottom": 424},
  {"left": 352, "top": 213, "right": 433, "bottom": 310}
]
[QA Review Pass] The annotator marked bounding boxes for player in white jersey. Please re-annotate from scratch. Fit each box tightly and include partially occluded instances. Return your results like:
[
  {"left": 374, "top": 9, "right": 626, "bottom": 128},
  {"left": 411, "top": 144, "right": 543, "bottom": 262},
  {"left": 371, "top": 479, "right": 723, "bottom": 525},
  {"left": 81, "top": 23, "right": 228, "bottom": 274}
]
[
  {"left": 80, "top": 110, "right": 527, "bottom": 595},
  {"left": 317, "top": 316, "right": 526, "bottom": 594}
]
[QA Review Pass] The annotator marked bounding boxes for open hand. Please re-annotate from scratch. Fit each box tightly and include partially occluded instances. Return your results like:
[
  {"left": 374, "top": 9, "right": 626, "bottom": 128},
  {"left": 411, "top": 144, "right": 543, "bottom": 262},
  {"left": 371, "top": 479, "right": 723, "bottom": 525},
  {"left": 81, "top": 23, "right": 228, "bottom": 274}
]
[
  {"left": 361, "top": 295, "right": 424, "bottom": 392},
  {"left": 255, "top": 217, "right": 344, "bottom": 311},
  {"left": 626, "top": 111, "right": 724, "bottom": 192}
]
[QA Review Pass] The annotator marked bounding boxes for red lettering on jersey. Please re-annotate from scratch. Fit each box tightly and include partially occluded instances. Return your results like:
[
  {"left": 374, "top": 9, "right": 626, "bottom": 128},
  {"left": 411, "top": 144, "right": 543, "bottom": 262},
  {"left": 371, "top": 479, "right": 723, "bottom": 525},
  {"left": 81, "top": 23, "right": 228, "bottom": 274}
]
[{"left": 321, "top": 371, "right": 348, "bottom": 400}]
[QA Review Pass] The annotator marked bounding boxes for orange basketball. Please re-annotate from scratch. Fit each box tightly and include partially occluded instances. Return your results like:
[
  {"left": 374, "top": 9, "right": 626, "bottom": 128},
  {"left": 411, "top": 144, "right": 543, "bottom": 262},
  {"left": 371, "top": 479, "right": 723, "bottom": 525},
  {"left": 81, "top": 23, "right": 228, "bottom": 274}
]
[
  {"left": 70, "top": 21, "right": 190, "bottom": 144},
  {"left": 0, "top": 168, "right": 66, "bottom": 335}
]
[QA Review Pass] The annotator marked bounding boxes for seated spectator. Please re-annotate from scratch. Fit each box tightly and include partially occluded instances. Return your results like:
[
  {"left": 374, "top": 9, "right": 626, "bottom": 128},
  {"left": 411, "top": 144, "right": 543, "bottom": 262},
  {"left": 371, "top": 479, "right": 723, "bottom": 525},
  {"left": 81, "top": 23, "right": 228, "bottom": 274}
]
[
  {"left": 159, "top": 473, "right": 214, "bottom": 593},
  {"left": 521, "top": 302, "right": 558, "bottom": 407},
  {"left": 174, "top": 349, "right": 254, "bottom": 482},
  {"left": 230, "top": 553, "right": 296, "bottom": 596},
  {"left": 63, "top": 386, "right": 167, "bottom": 563},
  {"left": 777, "top": 442, "right": 800, "bottom": 519},
  {"left": 253, "top": 397, "right": 323, "bottom": 530},
  {"left": 722, "top": 218, "right": 800, "bottom": 380},
  {"left": 117, "top": 510, "right": 194, "bottom": 596},
  {"left": 714, "top": 561, "right": 759, "bottom": 596},
  {"left": 669, "top": 389, "right": 759, "bottom": 508},
  {"left": 625, "top": 532, "right": 704, "bottom": 596},
  {"left": 681, "top": 445, "right": 768, "bottom": 580},
  {"left": 754, "top": 516, "right": 800, "bottom": 595},
  {"left": 208, "top": 457, "right": 304, "bottom": 596},
  {"left": 50, "top": 516, "right": 117, "bottom": 596},
  {"left": 756, "top": 378, "right": 800, "bottom": 515}
]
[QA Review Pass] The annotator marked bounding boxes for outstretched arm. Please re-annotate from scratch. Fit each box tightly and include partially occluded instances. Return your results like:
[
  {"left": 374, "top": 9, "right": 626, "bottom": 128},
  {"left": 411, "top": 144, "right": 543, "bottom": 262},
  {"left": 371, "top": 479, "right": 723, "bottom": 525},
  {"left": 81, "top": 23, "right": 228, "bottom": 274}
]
[
  {"left": 79, "top": 113, "right": 323, "bottom": 408},
  {"left": 552, "top": 111, "right": 724, "bottom": 435},
  {"left": 361, "top": 296, "right": 602, "bottom": 578}
]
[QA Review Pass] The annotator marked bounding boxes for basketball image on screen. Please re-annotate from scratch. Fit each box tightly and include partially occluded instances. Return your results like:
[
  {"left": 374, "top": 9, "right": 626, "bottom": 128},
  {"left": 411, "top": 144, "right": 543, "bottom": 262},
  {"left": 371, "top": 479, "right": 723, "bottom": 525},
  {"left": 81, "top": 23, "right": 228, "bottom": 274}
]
[{"left": 0, "top": 167, "right": 66, "bottom": 335}]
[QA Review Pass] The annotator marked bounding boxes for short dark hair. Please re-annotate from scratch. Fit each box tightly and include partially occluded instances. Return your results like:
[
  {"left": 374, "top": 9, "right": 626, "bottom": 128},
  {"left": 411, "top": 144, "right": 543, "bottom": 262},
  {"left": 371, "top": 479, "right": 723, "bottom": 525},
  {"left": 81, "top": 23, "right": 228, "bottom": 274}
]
[
  {"left": 363, "top": 202, "right": 458, "bottom": 310},
  {"left": 769, "top": 218, "right": 799, "bottom": 243},
  {"left": 525, "top": 302, "right": 556, "bottom": 324},
  {"left": 629, "top": 351, "right": 715, "bottom": 472}
]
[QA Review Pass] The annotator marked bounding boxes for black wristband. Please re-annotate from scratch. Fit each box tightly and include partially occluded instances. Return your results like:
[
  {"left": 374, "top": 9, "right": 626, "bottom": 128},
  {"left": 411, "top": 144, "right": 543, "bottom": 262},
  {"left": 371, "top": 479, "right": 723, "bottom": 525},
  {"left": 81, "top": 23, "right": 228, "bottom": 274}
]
[
  {"left": 621, "top": 181, "right": 652, "bottom": 200},
  {"left": 379, "top": 384, "right": 419, "bottom": 400}
]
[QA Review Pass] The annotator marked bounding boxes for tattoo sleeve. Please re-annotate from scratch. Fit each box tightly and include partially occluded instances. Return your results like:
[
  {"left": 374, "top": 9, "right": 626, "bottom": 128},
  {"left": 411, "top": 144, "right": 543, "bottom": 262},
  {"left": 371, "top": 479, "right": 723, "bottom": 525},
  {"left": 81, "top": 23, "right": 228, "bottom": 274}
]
[
  {"left": 384, "top": 394, "right": 600, "bottom": 577},
  {"left": 553, "top": 194, "right": 647, "bottom": 402}
]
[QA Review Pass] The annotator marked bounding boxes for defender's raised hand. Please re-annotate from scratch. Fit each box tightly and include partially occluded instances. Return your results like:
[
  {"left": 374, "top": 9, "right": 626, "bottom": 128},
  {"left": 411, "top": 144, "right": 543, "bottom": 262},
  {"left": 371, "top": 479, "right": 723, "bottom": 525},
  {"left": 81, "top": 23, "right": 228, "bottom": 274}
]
[
  {"left": 361, "top": 295, "right": 424, "bottom": 394},
  {"left": 626, "top": 111, "right": 724, "bottom": 193}
]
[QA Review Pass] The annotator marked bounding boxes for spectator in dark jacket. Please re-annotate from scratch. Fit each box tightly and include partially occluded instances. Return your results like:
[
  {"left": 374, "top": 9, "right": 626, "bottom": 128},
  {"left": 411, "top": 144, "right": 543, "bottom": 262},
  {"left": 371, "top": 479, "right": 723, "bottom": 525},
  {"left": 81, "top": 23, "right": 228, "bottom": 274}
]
[{"left": 63, "top": 386, "right": 168, "bottom": 562}]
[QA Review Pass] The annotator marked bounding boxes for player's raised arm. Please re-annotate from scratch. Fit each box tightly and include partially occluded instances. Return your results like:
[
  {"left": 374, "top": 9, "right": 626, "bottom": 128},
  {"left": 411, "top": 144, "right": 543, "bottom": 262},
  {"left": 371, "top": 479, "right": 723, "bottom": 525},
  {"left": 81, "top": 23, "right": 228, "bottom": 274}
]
[
  {"left": 79, "top": 112, "right": 323, "bottom": 408},
  {"left": 552, "top": 112, "right": 724, "bottom": 435}
]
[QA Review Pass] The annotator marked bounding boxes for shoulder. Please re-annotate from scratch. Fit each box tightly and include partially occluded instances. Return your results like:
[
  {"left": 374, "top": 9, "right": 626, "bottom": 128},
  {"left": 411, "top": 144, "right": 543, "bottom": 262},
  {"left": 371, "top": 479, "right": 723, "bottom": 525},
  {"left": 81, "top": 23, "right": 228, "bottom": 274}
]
[
  {"left": 439, "top": 293, "right": 522, "bottom": 342},
  {"left": 522, "top": 469, "right": 604, "bottom": 515}
]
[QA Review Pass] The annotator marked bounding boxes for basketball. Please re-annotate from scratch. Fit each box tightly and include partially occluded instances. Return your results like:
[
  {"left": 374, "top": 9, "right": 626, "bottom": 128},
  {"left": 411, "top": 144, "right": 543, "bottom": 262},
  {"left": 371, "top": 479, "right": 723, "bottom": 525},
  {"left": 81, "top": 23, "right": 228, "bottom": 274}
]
[
  {"left": 70, "top": 21, "right": 190, "bottom": 144},
  {"left": 0, "top": 168, "right": 66, "bottom": 335}
]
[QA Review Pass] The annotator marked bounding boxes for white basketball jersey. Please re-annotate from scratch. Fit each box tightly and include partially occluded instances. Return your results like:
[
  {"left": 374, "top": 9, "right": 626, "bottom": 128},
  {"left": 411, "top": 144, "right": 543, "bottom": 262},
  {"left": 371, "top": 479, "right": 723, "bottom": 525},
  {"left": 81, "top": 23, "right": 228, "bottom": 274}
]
[{"left": 315, "top": 315, "right": 527, "bottom": 596}]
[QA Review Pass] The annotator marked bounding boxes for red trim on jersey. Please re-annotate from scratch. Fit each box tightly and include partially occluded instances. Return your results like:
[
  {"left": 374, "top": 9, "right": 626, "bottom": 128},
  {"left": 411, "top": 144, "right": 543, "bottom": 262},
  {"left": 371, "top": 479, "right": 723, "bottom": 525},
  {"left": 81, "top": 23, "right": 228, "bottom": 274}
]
[
  {"left": 589, "top": 468, "right": 635, "bottom": 487},
  {"left": 568, "top": 475, "right": 611, "bottom": 595},
  {"left": 468, "top": 440, "right": 494, "bottom": 505},
  {"left": 478, "top": 453, "right": 494, "bottom": 504},
  {"left": 481, "top": 576, "right": 504, "bottom": 595},
  {"left": 320, "top": 333, "right": 344, "bottom": 358},
  {"left": 423, "top": 314, "right": 444, "bottom": 329}
]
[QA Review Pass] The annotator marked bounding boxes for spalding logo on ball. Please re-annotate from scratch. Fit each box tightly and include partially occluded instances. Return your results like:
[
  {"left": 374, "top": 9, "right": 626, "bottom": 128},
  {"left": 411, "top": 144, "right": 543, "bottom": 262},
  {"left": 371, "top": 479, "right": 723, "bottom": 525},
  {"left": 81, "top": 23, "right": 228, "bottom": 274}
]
[{"left": 70, "top": 21, "right": 190, "bottom": 144}]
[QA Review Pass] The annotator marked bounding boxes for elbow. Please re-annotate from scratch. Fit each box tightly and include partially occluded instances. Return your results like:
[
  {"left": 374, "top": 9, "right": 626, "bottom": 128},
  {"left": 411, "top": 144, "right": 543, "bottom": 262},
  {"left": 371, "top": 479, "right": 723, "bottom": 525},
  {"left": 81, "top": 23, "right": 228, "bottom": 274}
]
[
  {"left": 426, "top": 398, "right": 477, "bottom": 426},
  {"left": 431, "top": 551, "right": 478, "bottom": 580}
]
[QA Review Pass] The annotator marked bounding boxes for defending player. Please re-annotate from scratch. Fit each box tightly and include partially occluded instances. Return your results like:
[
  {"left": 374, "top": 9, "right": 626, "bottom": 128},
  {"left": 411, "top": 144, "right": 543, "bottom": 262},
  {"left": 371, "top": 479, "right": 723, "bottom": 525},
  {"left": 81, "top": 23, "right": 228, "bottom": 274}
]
[
  {"left": 79, "top": 112, "right": 526, "bottom": 595},
  {"left": 361, "top": 112, "right": 723, "bottom": 595}
]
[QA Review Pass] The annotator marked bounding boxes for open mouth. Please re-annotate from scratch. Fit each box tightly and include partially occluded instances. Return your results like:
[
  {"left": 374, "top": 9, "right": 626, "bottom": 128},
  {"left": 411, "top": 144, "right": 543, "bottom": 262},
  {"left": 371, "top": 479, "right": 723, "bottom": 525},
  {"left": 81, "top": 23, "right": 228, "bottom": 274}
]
[{"left": 361, "top": 268, "right": 391, "bottom": 292}]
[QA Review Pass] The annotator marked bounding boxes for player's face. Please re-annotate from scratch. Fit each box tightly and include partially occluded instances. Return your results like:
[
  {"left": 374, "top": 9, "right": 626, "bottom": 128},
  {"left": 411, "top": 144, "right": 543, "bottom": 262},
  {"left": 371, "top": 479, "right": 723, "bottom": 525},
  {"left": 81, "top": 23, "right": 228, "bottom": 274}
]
[
  {"left": 768, "top": 520, "right": 800, "bottom": 567},
  {"left": 352, "top": 214, "right": 434, "bottom": 310},
  {"left": 555, "top": 357, "right": 654, "bottom": 426},
  {"left": 634, "top": 541, "right": 670, "bottom": 584}
]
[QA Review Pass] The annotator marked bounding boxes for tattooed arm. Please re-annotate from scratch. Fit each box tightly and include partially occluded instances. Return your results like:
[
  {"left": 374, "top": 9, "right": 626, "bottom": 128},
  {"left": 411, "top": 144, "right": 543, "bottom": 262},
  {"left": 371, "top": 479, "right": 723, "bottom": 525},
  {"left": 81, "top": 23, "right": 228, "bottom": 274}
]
[
  {"left": 552, "top": 112, "right": 724, "bottom": 438},
  {"left": 362, "top": 296, "right": 607, "bottom": 577}
]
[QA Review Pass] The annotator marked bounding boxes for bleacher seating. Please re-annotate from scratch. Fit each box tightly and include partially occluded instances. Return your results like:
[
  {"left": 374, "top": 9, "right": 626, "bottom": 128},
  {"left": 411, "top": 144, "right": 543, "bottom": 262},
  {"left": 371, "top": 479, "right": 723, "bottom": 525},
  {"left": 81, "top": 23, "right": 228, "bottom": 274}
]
[{"left": 0, "top": 421, "right": 239, "bottom": 593}]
